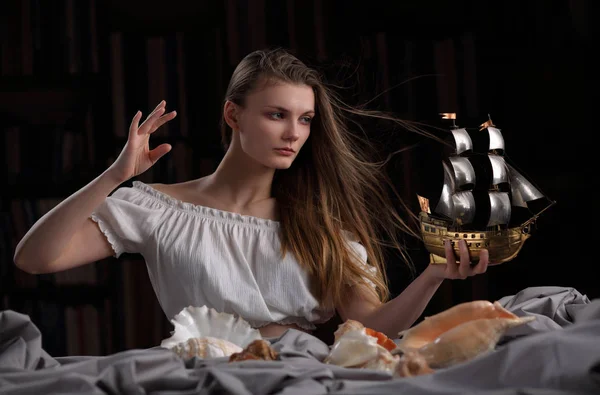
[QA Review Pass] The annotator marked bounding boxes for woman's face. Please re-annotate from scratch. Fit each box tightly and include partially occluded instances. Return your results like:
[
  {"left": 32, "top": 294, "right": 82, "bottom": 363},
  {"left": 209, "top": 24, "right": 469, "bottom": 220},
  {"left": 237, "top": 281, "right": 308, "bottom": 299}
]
[{"left": 231, "top": 81, "right": 315, "bottom": 170}]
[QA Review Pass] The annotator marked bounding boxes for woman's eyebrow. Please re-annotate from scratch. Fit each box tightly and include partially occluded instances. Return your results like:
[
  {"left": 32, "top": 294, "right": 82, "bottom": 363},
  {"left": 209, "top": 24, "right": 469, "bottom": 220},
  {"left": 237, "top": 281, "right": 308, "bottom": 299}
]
[{"left": 264, "top": 105, "right": 315, "bottom": 115}]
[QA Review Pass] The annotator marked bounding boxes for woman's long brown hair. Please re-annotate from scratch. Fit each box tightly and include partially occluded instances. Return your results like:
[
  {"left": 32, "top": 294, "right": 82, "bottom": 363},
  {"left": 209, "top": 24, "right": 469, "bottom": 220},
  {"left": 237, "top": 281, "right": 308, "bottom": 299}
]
[{"left": 221, "top": 48, "right": 441, "bottom": 309}]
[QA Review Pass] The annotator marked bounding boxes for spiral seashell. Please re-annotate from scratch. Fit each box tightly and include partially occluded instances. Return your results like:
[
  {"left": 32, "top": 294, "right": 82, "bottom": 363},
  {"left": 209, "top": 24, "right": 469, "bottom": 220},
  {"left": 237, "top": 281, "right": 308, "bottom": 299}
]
[{"left": 171, "top": 336, "right": 243, "bottom": 359}]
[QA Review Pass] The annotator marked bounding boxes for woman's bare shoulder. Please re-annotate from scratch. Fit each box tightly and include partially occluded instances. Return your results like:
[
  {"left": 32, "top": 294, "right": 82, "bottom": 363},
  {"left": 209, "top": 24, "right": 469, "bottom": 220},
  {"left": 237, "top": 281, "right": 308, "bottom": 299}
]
[
  {"left": 147, "top": 179, "right": 196, "bottom": 193},
  {"left": 146, "top": 178, "right": 208, "bottom": 205}
]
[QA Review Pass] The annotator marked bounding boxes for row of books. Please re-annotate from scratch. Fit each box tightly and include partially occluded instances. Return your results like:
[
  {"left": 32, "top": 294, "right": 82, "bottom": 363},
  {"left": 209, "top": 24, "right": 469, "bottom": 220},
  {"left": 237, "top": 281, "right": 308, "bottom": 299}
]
[
  {"left": 0, "top": 0, "right": 100, "bottom": 77},
  {"left": 1, "top": 256, "right": 172, "bottom": 355}
]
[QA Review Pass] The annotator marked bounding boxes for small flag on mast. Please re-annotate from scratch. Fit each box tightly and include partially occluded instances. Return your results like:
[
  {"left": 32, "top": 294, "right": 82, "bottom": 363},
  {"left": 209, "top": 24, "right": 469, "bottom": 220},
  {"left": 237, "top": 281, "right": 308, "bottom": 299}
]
[
  {"left": 479, "top": 114, "right": 495, "bottom": 131},
  {"left": 439, "top": 113, "right": 457, "bottom": 120}
]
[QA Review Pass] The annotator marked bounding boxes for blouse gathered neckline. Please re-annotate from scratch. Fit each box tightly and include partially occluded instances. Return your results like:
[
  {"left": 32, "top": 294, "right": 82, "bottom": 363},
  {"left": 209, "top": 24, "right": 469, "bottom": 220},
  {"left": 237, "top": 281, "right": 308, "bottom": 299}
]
[{"left": 131, "top": 180, "right": 281, "bottom": 230}]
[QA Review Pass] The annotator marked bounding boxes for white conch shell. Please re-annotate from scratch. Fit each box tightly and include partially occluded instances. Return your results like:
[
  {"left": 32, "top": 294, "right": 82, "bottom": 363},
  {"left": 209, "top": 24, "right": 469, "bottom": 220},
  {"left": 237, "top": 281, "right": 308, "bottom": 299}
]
[
  {"left": 325, "top": 320, "right": 399, "bottom": 373},
  {"left": 324, "top": 329, "right": 381, "bottom": 367},
  {"left": 160, "top": 306, "right": 263, "bottom": 359},
  {"left": 332, "top": 319, "right": 365, "bottom": 343}
]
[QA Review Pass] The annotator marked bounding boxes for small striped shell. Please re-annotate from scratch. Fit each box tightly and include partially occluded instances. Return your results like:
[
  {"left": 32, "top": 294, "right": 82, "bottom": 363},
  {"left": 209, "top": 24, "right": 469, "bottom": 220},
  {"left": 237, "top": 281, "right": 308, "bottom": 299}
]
[
  {"left": 394, "top": 351, "right": 435, "bottom": 378},
  {"left": 171, "top": 336, "right": 243, "bottom": 359},
  {"left": 361, "top": 345, "right": 400, "bottom": 373}
]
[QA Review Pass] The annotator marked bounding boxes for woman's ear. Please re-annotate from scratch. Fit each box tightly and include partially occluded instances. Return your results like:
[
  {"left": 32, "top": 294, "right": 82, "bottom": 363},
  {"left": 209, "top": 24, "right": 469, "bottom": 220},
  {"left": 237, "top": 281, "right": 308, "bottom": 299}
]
[{"left": 223, "top": 100, "right": 240, "bottom": 131}]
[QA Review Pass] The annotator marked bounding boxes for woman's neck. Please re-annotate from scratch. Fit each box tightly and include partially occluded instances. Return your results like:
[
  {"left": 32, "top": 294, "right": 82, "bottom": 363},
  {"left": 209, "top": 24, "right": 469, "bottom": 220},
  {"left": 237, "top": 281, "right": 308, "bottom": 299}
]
[{"left": 204, "top": 146, "right": 275, "bottom": 208}]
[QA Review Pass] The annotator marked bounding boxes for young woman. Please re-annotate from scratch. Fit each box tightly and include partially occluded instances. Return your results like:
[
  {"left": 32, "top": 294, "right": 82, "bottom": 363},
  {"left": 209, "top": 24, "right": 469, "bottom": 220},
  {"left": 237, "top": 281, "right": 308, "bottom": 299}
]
[{"left": 14, "top": 48, "right": 489, "bottom": 339}]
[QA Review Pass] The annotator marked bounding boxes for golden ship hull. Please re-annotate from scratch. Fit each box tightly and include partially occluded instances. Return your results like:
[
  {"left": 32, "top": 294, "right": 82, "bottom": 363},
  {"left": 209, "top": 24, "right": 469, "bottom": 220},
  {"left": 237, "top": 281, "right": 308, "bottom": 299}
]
[{"left": 419, "top": 212, "right": 533, "bottom": 265}]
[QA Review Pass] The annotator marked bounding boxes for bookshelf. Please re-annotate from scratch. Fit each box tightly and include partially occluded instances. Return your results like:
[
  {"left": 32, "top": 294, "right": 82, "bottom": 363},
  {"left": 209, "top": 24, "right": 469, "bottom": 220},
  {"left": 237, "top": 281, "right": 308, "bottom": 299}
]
[
  {"left": 1, "top": 0, "right": 199, "bottom": 356},
  {"left": 0, "top": 0, "right": 127, "bottom": 357}
]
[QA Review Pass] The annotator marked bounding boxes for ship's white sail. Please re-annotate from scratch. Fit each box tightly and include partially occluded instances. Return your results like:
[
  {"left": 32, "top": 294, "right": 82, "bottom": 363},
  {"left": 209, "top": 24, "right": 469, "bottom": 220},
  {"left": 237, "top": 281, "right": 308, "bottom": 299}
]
[
  {"left": 449, "top": 157, "right": 476, "bottom": 189},
  {"left": 452, "top": 191, "right": 476, "bottom": 225},
  {"left": 431, "top": 121, "right": 549, "bottom": 229},
  {"left": 488, "top": 191, "right": 511, "bottom": 226},
  {"left": 435, "top": 161, "right": 457, "bottom": 219},
  {"left": 489, "top": 155, "right": 509, "bottom": 185},
  {"left": 450, "top": 128, "right": 472, "bottom": 155},
  {"left": 486, "top": 127, "right": 505, "bottom": 151},
  {"left": 507, "top": 163, "right": 545, "bottom": 207}
]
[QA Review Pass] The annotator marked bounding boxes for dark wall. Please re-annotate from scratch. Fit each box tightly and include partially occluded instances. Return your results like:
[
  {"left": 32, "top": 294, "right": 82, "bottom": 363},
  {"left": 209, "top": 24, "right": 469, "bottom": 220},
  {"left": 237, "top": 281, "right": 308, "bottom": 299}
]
[{"left": 0, "top": 0, "right": 594, "bottom": 356}]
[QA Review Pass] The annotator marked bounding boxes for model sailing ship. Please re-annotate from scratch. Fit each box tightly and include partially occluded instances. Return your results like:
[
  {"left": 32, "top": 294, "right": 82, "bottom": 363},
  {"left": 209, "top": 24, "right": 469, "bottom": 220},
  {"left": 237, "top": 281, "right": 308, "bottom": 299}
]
[{"left": 417, "top": 113, "right": 555, "bottom": 264}]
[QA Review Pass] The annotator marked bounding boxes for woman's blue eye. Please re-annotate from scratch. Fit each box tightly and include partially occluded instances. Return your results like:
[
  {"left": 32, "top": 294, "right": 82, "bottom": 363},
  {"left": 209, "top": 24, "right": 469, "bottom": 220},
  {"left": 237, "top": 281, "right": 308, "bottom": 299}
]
[{"left": 268, "top": 112, "right": 311, "bottom": 124}]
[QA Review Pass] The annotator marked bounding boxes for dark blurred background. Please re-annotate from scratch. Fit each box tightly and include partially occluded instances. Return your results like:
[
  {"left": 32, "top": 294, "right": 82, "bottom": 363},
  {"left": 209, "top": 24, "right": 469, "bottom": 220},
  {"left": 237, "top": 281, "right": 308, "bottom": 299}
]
[{"left": 0, "top": 0, "right": 595, "bottom": 357}]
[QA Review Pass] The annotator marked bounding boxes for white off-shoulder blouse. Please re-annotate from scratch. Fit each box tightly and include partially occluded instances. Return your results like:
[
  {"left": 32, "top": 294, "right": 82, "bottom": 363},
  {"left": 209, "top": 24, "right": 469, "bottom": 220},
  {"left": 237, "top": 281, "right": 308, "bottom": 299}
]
[{"left": 90, "top": 181, "right": 374, "bottom": 330}]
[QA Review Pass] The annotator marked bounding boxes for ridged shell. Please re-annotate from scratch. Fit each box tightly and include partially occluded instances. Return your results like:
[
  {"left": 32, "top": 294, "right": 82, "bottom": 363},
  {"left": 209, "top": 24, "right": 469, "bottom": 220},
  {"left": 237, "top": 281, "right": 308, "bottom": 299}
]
[{"left": 160, "top": 306, "right": 263, "bottom": 357}]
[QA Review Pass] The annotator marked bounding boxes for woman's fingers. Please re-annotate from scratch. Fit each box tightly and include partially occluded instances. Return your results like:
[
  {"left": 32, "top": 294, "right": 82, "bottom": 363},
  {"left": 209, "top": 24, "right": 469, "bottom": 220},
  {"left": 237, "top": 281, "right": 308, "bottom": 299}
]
[
  {"left": 139, "top": 106, "right": 166, "bottom": 135},
  {"left": 444, "top": 240, "right": 460, "bottom": 278},
  {"left": 128, "top": 101, "right": 167, "bottom": 137},
  {"left": 148, "top": 143, "right": 172, "bottom": 164},
  {"left": 148, "top": 111, "right": 177, "bottom": 134},
  {"left": 457, "top": 240, "right": 473, "bottom": 278},
  {"left": 472, "top": 249, "right": 489, "bottom": 274},
  {"left": 441, "top": 239, "right": 491, "bottom": 279},
  {"left": 129, "top": 100, "right": 166, "bottom": 138},
  {"left": 149, "top": 100, "right": 166, "bottom": 116},
  {"left": 128, "top": 110, "right": 143, "bottom": 139}
]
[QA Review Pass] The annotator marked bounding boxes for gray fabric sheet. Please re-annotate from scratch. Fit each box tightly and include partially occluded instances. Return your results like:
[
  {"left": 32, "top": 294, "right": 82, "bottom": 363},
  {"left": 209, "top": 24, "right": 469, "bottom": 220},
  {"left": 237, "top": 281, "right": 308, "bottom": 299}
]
[{"left": 1, "top": 286, "right": 599, "bottom": 395}]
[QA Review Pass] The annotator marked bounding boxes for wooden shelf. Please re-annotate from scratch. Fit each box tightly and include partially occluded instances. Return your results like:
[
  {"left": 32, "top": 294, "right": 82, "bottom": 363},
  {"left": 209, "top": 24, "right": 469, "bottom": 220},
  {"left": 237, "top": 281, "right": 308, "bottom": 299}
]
[
  {"left": 2, "top": 284, "right": 111, "bottom": 306},
  {"left": 0, "top": 74, "right": 105, "bottom": 127},
  {"left": 106, "top": 0, "right": 219, "bottom": 33}
]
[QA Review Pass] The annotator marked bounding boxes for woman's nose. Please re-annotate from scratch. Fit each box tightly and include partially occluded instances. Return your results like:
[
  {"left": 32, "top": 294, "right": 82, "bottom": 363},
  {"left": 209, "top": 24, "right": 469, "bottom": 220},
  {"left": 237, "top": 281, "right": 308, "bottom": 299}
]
[{"left": 283, "top": 123, "right": 300, "bottom": 141}]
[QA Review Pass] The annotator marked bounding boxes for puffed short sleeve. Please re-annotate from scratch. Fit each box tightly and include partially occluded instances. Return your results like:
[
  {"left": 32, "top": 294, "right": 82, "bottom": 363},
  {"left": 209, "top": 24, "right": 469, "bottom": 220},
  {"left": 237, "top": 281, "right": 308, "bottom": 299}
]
[
  {"left": 345, "top": 233, "right": 377, "bottom": 289},
  {"left": 90, "top": 186, "right": 163, "bottom": 258}
]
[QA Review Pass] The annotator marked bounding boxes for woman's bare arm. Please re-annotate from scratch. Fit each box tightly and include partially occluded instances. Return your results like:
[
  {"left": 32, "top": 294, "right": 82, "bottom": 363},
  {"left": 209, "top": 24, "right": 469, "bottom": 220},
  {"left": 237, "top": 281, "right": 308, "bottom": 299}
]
[
  {"left": 14, "top": 169, "right": 126, "bottom": 274},
  {"left": 338, "top": 240, "right": 489, "bottom": 338},
  {"left": 14, "top": 100, "right": 176, "bottom": 274},
  {"left": 337, "top": 268, "right": 444, "bottom": 337}
]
